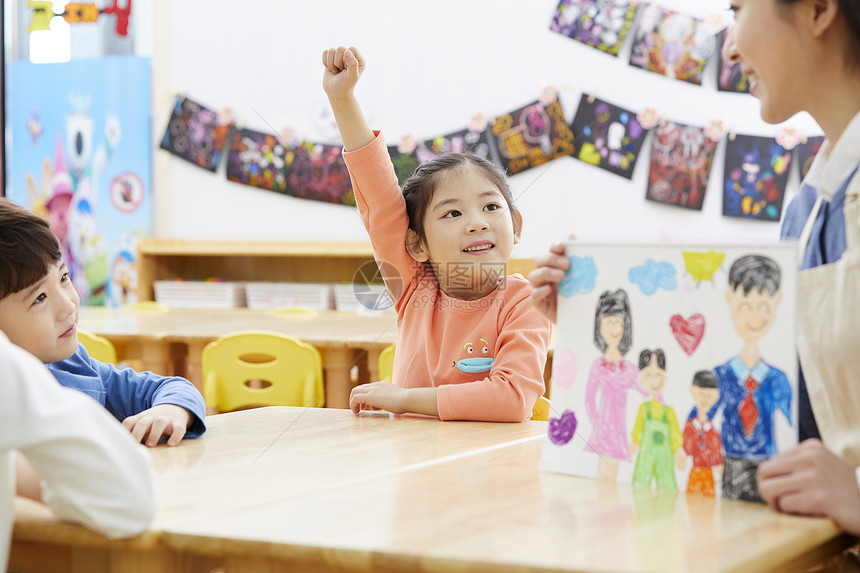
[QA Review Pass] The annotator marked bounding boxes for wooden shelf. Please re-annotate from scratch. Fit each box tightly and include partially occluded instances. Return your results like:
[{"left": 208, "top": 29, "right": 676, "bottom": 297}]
[{"left": 136, "top": 238, "right": 536, "bottom": 302}]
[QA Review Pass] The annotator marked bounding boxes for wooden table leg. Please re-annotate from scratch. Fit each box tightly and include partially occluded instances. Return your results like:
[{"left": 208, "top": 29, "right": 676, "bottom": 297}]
[
  {"left": 366, "top": 347, "right": 381, "bottom": 383},
  {"left": 139, "top": 340, "right": 171, "bottom": 377},
  {"left": 321, "top": 347, "right": 357, "bottom": 409},
  {"left": 184, "top": 340, "right": 208, "bottom": 394}
]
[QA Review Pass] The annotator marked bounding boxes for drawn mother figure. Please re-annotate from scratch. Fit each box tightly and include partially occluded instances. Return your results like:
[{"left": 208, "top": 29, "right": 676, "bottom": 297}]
[{"left": 584, "top": 289, "right": 643, "bottom": 480}]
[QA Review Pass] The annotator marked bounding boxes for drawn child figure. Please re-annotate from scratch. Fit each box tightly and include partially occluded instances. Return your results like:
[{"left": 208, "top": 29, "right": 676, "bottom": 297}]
[
  {"left": 713, "top": 254, "right": 791, "bottom": 502},
  {"left": 683, "top": 370, "right": 723, "bottom": 497},
  {"left": 630, "top": 348, "right": 684, "bottom": 491},
  {"left": 322, "top": 46, "right": 551, "bottom": 421},
  {"left": 0, "top": 198, "right": 206, "bottom": 447},
  {"left": 584, "top": 289, "right": 646, "bottom": 480}
]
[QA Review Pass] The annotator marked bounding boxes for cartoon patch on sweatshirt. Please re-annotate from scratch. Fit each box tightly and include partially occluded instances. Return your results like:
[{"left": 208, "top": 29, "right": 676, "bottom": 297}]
[{"left": 454, "top": 338, "right": 495, "bottom": 373}]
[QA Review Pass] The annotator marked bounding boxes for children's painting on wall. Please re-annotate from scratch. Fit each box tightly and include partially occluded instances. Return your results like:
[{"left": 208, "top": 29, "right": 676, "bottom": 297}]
[
  {"left": 716, "top": 28, "right": 750, "bottom": 93},
  {"left": 795, "top": 135, "right": 825, "bottom": 181},
  {"left": 387, "top": 123, "right": 494, "bottom": 186},
  {"left": 490, "top": 94, "right": 575, "bottom": 175},
  {"left": 387, "top": 137, "right": 419, "bottom": 186},
  {"left": 226, "top": 128, "right": 355, "bottom": 206},
  {"left": 160, "top": 95, "right": 233, "bottom": 172},
  {"left": 8, "top": 56, "right": 152, "bottom": 307},
  {"left": 569, "top": 94, "right": 649, "bottom": 179},
  {"left": 549, "top": 0, "right": 639, "bottom": 56},
  {"left": 628, "top": 4, "right": 717, "bottom": 86},
  {"left": 722, "top": 134, "right": 791, "bottom": 222},
  {"left": 540, "top": 241, "right": 797, "bottom": 502},
  {"left": 646, "top": 120, "right": 718, "bottom": 211}
]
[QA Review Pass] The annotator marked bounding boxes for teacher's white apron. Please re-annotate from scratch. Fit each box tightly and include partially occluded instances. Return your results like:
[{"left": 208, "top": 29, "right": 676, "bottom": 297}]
[{"left": 795, "top": 168, "right": 860, "bottom": 467}]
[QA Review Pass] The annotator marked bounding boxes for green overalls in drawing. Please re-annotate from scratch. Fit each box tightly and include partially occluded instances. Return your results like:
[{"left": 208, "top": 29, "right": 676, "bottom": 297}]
[{"left": 632, "top": 401, "right": 678, "bottom": 491}]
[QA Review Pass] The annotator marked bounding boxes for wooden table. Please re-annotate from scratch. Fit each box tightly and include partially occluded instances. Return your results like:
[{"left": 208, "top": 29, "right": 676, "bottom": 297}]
[
  {"left": 78, "top": 307, "right": 398, "bottom": 408},
  {"left": 11, "top": 407, "right": 853, "bottom": 573}
]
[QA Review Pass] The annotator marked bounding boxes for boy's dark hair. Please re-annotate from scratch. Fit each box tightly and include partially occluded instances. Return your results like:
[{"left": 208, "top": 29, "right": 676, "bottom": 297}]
[
  {"left": 692, "top": 369, "right": 718, "bottom": 389},
  {"left": 593, "top": 288, "right": 633, "bottom": 355},
  {"left": 638, "top": 348, "right": 665, "bottom": 370},
  {"left": 401, "top": 152, "right": 521, "bottom": 242},
  {"left": 728, "top": 254, "right": 781, "bottom": 296},
  {"left": 0, "top": 198, "right": 62, "bottom": 299}
]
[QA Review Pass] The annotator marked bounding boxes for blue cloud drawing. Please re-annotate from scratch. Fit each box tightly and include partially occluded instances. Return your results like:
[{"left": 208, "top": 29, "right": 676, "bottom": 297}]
[
  {"left": 628, "top": 259, "right": 677, "bottom": 295},
  {"left": 559, "top": 256, "right": 597, "bottom": 297}
]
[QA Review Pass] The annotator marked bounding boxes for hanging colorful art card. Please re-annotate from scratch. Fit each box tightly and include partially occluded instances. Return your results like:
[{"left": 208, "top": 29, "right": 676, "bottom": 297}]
[
  {"left": 549, "top": 0, "right": 639, "bottom": 57},
  {"left": 722, "top": 134, "right": 791, "bottom": 222},
  {"left": 645, "top": 121, "right": 718, "bottom": 211},
  {"left": 795, "top": 136, "right": 825, "bottom": 181},
  {"left": 540, "top": 240, "right": 798, "bottom": 502},
  {"left": 418, "top": 124, "right": 495, "bottom": 164},
  {"left": 569, "top": 94, "right": 649, "bottom": 179},
  {"left": 716, "top": 28, "right": 750, "bottom": 93},
  {"left": 8, "top": 56, "right": 152, "bottom": 307},
  {"left": 490, "top": 98, "right": 575, "bottom": 175},
  {"left": 160, "top": 95, "right": 233, "bottom": 172},
  {"left": 628, "top": 4, "right": 718, "bottom": 86},
  {"left": 226, "top": 127, "right": 294, "bottom": 193},
  {"left": 387, "top": 136, "right": 419, "bottom": 186},
  {"left": 287, "top": 142, "right": 355, "bottom": 206}
]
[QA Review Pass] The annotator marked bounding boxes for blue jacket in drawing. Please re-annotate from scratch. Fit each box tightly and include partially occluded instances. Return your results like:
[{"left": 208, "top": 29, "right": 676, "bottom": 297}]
[{"left": 710, "top": 357, "right": 791, "bottom": 459}]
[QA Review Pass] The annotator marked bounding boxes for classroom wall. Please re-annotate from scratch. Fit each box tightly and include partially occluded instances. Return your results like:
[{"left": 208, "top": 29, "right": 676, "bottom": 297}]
[{"left": 155, "top": 0, "right": 821, "bottom": 257}]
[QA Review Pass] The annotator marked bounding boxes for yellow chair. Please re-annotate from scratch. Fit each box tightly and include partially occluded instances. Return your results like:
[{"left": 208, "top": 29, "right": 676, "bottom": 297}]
[
  {"left": 531, "top": 396, "right": 551, "bottom": 422},
  {"left": 125, "top": 300, "right": 169, "bottom": 312},
  {"left": 77, "top": 329, "right": 118, "bottom": 364},
  {"left": 202, "top": 330, "right": 325, "bottom": 412},
  {"left": 267, "top": 306, "right": 318, "bottom": 316},
  {"left": 378, "top": 343, "right": 395, "bottom": 382}
]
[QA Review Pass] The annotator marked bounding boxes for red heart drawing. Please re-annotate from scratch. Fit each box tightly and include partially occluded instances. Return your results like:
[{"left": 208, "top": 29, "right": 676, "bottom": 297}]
[{"left": 670, "top": 314, "right": 705, "bottom": 356}]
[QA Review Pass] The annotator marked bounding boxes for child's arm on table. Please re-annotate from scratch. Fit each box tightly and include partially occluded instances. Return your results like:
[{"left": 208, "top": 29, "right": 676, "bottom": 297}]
[
  {"left": 757, "top": 438, "right": 860, "bottom": 536},
  {"left": 322, "top": 46, "right": 373, "bottom": 152},
  {"left": 349, "top": 384, "right": 438, "bottom": 417}
]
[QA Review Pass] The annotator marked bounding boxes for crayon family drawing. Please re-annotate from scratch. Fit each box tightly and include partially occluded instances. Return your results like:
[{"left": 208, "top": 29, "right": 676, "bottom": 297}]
[{"left": 540, "top": 241, "right": 798, "bottom": 502}]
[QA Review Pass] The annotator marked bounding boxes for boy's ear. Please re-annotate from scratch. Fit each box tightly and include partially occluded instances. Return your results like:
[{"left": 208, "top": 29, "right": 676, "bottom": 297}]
[
  {"left": 513, "top": 211, "right": 523, "bottom": 244},
  {"left": 773, "top": 291, "right": 783, "bottom": 309},
  {"left": 405, "top": 229, "right": 429, "bottom": 262}
]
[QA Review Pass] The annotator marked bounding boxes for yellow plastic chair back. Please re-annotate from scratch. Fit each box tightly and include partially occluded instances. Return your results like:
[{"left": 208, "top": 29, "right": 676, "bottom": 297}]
[
  {"left": 267, "top": 306, "right": 318, "bottom": 316},
  {"left": 125, "top": 300, "right": 169, "bottom": 312},
  {"left": 378, "top": 343, "right": 395, "bottom": 382},
  {"left": 77, "top": 329, "right": 118, "bottom": 364},
  {"left": 202, "top": 330, "right": 325, "bottom": 412},
  {"left": 531, "top": 396, "right": 551, "bottom": 422}
]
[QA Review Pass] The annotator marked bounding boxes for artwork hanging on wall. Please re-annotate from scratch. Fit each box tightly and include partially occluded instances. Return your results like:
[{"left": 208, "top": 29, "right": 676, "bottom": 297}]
[
  {"left": 628, "top": 4, "right": 718, "bottom": 86},
  {"left": 569, "top": 94, "right": 649, "bottom": 179},
  {"left": 795, "top": 135, "right": 825, "bottom": 181},
  {"left": 8, "top": 56, "right": 152, "bottom": 307},
  {"left": 540, "top": 240, "right": 798, "bottom": 502},
  {"left": 716, "top": 28, "right": 750, "bottom": 93},
  {"left": 226, "top": 128, "right": 354, "bottom": 206},
  {"left": 548, "top": 0, "right": 639, "bottom": 56},
  {"left": 387, "top": 137, "right": 419, "bottom": 186},
  {"left": 722, "top": 134, "right": 791, "bottom": 222},
  {"left": 490, "top": 95, "right": 575, "bottom": 175},
  {"left": 160, "top": 96, "right": 233, "bottom": 172},
  {"left": 645, "top": 120, "right": 718, "bottom": 211}
]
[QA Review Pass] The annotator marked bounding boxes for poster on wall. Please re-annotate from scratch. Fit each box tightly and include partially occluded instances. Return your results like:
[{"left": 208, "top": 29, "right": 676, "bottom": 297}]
[
  {"left": 795, "top": 135, "right": 825, "bottom": 181},
  {"left": 226, "top": 126, "right": 295, "bottom": 193},
  {"left": 722, "top": 134, "right": 791, "bottom": 222},
  {"left": 628, "top": 4, "right": 718, "bottom": 86},
  {"left": 8, "top": 56, "right": 152, "bottom": 307},
  {"left": 716, "top": 28, "right": 750, "bottom": 93},
  {"left": 490, "top": 96, "right": 575, "bottom": 175},
  {"left": 569, "top": 94, "right": 649, "bottom": 179},
  {"left": 387, "top": 136, "right": 420, "bottom": 186},
  {"left": 549, "top": 0, "right": 639, "bottom": 56},
  {"left": 160, "top": 95, "right": 233, "bottom": 172},
  {"left": 540, "top": 240, "right": 797, "bottom": 502},
  {"left": 645, "top": 120, "right": 718, "bottom": 211}
]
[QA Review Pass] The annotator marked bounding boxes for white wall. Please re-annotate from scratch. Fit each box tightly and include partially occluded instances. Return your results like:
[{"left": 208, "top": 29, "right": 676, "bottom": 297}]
[{"left": 155, "top": 0, "right": 821, "bottom": 257}]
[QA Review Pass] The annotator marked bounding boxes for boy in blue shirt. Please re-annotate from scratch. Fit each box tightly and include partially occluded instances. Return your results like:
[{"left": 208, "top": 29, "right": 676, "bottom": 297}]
[{"left": 0, "top": 198, "right": 205, "bottom": 446}]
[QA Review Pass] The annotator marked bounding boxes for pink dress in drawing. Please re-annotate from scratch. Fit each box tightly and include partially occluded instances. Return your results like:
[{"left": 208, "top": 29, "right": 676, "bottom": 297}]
[{"left": 584, "top": 357, "right": 641, "bottom": 460}]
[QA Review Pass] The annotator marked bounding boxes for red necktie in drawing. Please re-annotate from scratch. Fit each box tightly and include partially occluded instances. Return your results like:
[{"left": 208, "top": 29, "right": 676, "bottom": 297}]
[{"left": 739, "top": 377, "right": 759, "bottom": 438}]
